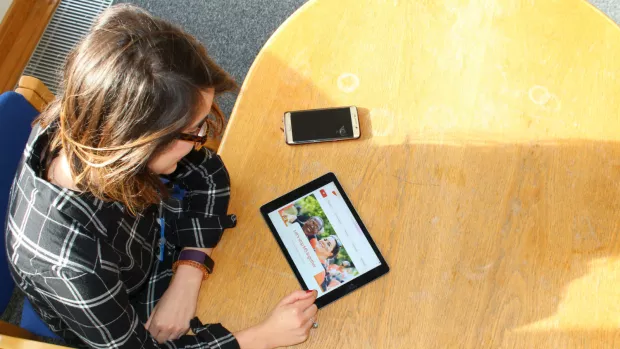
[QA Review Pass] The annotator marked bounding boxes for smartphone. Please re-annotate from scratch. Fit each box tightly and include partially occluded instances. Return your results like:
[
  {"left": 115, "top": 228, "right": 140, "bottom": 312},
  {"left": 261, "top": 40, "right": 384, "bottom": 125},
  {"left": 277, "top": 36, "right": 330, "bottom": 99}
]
[{"left": 284, "top": 106, "right": 360, "bottom": 145}]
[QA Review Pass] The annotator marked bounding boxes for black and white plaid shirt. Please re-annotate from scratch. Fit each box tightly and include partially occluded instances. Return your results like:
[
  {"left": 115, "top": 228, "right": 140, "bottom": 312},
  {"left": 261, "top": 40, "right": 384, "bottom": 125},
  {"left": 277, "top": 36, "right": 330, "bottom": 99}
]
[{"left": 5, "top": 124, "right": 239, "bottom": 349}]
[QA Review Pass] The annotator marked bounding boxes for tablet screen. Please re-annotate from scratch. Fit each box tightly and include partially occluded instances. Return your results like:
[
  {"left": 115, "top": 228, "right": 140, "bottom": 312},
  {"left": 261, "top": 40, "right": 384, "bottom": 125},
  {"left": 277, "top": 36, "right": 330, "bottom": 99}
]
[{"left": 267, "top": 181, "right": 382, "bottom": 296}]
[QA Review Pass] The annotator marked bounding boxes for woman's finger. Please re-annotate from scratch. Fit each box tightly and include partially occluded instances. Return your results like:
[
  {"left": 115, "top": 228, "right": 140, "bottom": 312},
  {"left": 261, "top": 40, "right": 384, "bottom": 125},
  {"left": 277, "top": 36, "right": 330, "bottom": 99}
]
[
  {"left": 302, "top": 316, "right": 317, "bottom": 331},
  {"left": 145, "top": 305, "right": 158, "bottom": 330},
  {"left": 168, "top": 331, "right": 181, "bottom": 342},
  {"left": 155, "top": 329, "right": 171, "bottom": 344},
  {"left": 303, "top": 304, "right": 318, "bottom": 320},
  {"left": 173, "top": 328, "right": 189, "bottom": 341},
  {"left": 148, "top": 328, "right": 160, "bottom": 341},
  {"left": 293, "top": 291, "right": 317, "bottom": 313},
  {"left": 278, "top": 290, "right": 314, "bottom": 306}
]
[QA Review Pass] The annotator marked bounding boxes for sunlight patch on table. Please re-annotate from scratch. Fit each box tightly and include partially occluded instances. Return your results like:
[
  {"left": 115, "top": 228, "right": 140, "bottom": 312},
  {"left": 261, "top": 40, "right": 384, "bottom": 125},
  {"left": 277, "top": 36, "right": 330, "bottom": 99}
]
[{"left": 514, "top": 257, "right": 620, "bottom": 332}]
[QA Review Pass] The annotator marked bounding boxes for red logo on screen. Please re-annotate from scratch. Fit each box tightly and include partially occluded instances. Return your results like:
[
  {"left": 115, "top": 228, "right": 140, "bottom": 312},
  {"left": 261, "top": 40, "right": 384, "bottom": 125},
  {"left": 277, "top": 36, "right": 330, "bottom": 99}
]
[
  {"left": 332, "top": 191, "right": 338, "bottom": 196},
  {"left": 320, "top": 189, "right": 327, "bottom": 198}
]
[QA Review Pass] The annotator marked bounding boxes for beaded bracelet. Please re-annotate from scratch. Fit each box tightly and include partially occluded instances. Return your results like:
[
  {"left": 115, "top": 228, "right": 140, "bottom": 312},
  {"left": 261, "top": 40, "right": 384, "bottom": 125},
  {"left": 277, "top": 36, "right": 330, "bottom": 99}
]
[{"left": 172, "top": 260, "right": 209, "bottom": 280}]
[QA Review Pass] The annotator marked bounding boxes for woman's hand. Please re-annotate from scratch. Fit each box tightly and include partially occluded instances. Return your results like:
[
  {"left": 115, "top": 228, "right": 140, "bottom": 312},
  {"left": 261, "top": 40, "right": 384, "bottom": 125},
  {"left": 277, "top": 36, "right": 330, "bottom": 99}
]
[
  {"left": 235, "top": 290, "right": 318, "bottom": 349},
  {"left": 145, "top": 265, "right": 203, "bottom": 343}
]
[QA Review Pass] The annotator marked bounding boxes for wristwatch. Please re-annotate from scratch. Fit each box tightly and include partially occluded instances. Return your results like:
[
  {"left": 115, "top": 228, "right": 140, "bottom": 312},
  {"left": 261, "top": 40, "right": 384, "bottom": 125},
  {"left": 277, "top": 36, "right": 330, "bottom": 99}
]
[{"left": 178, "top": 250, "right": 214, "bottom": 274}]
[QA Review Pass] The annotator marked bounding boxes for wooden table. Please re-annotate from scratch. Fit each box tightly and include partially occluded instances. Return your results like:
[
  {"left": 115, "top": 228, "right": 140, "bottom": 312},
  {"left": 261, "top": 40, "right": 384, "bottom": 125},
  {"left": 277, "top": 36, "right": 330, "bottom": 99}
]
[{"left": 197, "top": 0, "right": 620, "bottom": 347}]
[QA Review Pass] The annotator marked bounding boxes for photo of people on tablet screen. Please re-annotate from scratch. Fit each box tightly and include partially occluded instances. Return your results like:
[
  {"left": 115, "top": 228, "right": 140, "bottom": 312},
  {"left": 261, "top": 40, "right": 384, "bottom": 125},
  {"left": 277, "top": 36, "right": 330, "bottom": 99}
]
[
  {"left": 278, "top": 195, "right": 359, "bottom": 292},
  {"left": 268, "top": 183, "right": 381, "bottom": 296}
]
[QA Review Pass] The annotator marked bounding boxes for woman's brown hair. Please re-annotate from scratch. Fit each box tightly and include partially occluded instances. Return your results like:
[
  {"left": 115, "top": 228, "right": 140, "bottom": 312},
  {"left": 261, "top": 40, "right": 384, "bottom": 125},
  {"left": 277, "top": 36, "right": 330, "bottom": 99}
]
[{"left": 36, "top": 4, "right": 236, "bottom": 214}]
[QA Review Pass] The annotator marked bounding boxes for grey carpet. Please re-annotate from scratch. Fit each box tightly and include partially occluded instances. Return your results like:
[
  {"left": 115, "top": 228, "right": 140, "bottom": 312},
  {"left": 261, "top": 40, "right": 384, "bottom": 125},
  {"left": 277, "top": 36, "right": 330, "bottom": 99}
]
[
  {"left": 592, "top": 0, "right": 620, "bottom": 24},
  {"left": 2, "top": 0, "right": 619, "bottom": 334},
  {"left": 112, "top": 0, "right": 309, "bottom": 117}
]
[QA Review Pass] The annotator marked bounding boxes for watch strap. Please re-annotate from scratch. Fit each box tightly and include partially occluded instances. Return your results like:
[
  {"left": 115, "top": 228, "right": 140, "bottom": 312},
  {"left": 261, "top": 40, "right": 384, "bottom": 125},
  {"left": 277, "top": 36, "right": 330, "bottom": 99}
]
[{"left": 178, "top": 250, "right": 214, "bottom": 274}]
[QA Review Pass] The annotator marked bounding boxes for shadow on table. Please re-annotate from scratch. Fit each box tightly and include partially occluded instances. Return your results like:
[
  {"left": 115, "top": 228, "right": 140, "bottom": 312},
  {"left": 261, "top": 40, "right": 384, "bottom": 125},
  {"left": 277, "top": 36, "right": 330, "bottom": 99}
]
[{"left": 222, "top": 52, "right": 620, "bottom": 347}]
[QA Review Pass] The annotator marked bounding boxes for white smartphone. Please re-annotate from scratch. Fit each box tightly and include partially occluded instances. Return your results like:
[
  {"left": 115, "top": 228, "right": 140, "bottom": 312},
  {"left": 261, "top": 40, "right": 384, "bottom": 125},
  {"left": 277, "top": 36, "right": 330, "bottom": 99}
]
[{"left": 283, "top": 106, "right": 360, "bottom": 145}]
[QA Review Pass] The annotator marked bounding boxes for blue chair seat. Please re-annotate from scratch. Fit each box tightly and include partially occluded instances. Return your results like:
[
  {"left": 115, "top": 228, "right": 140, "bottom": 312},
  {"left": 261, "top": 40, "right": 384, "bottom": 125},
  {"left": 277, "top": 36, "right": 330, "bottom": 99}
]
[
  {"left": 0, "top": 91, "right": 62, "bottom": 341},
  {"left": 0, "top": 92, "right": 36, "bottom": 313},
  {"left": 20, "top": 298, "right": 61, "bottom": 339}
]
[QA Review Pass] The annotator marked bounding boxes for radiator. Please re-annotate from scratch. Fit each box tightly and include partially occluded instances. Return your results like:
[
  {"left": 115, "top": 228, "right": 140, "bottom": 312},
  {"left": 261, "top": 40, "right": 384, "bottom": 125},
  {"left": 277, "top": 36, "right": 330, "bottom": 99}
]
[{"left": 23, "top": 0, "right": 113, "bottom": 95}]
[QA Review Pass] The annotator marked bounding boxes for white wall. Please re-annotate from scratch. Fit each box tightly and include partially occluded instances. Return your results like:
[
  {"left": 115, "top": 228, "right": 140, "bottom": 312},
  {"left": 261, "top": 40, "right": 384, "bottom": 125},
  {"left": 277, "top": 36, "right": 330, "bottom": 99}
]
[{"left": 0, "top": 0, "right": 13, "bottom": 25}]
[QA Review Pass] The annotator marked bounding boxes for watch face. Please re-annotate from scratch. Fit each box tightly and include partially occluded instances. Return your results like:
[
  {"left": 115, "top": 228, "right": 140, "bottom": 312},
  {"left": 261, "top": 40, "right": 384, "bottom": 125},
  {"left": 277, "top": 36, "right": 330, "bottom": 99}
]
[{"left": 203, "top": 253, "right": 215, "bottom": 274}]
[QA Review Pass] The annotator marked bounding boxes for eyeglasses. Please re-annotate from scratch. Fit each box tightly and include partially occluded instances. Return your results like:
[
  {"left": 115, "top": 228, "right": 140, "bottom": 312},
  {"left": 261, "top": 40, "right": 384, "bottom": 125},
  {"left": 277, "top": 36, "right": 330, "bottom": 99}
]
[{"left": 178, "top": 102, "right": 224, "bottom": 150}]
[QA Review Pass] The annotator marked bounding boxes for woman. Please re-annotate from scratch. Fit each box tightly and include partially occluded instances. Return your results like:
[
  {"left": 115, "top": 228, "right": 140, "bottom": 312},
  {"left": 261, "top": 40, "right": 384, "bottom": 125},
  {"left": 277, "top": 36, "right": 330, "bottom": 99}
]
[
  {"left": 311, "top": 235, "right": 342, "bottom": 264},
  {"left": 5, "top": 5, "right": 317, "bottom": 349},
  {"left": 308, "top": 235, "right": 343, "bottom": 292}
]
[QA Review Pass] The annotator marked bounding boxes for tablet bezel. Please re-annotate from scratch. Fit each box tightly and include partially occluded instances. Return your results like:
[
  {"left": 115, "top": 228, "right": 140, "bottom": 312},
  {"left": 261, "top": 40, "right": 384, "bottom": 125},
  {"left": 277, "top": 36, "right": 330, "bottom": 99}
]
[{"left": 259, "top": 172, "right": 390, "bottom": 308}]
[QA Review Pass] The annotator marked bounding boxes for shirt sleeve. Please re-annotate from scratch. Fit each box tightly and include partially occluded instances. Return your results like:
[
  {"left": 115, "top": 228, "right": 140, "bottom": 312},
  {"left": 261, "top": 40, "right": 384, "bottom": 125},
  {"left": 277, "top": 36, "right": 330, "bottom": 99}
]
[
  {"left": 165, "top": 148, "right": 231, "bottom": 218},
  {"left": 36, "top": 246, "right": 239, "bottom": 349},
  {"left": 160, "top": 148, "right": 236, "bottom": 249}
]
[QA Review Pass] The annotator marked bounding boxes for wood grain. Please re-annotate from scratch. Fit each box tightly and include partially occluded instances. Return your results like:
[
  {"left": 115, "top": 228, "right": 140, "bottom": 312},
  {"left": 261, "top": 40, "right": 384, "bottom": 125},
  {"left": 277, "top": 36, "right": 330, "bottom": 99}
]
[
  {"left": 15, "top": 76, "right": 54, "bottom": 112},
  {"left": 0, "top": 0, "right": 59, "bottom": 93},
  {"left": 0, "top": 321, "right": 34, "bottom": 341},
  {"left": 17, "top": 76, "right": 54, "bottom": 104},
  {"left": 197, "top": 0, "right": 620, "bottom": 348}
]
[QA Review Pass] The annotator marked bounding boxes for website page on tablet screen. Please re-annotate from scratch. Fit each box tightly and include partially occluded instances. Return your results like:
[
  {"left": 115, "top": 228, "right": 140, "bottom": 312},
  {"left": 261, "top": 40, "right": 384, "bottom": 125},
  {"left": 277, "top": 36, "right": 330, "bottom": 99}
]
[{"left": 267, "top": 182, "right": 381, "bottom": 296}]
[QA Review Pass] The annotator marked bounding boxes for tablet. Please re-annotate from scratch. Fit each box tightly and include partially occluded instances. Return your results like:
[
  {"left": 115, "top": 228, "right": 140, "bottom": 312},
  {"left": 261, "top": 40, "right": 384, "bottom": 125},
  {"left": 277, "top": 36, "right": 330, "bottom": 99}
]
[{"left": 260, "top": 172, "right": 389, "bottom": 308}]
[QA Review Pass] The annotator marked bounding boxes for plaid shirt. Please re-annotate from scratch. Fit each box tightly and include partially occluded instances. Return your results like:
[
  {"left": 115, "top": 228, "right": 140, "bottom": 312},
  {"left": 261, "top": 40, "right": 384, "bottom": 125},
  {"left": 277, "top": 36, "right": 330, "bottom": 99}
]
[{"left": 5, "top": 124, "right": 239, "bottom": 349}]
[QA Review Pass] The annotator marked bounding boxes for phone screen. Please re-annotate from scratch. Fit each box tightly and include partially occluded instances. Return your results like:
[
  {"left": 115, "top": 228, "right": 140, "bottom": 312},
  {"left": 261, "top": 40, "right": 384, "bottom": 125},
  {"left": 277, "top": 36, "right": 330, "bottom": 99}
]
[{"left": 290, "top": 108, "right": 354, "bottom": 142}]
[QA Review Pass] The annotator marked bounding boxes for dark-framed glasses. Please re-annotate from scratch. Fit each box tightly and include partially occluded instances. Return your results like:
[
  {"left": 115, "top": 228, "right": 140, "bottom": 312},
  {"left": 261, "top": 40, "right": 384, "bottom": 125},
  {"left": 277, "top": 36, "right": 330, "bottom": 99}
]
[{"left": 177, "top": 102, "right": 224, "bottom": 150}]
